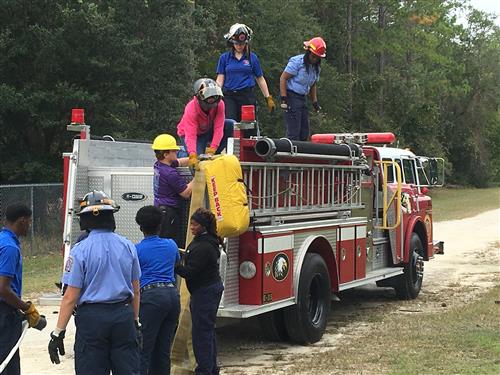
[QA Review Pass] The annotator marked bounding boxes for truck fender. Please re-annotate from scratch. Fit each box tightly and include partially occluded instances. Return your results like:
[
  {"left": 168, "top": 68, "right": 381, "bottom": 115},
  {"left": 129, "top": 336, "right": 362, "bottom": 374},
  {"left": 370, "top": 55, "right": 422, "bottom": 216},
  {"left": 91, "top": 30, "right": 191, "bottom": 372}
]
[
  {"left": 403, "top": 217, "right": 427, "bottom": 262},
  {"left": 293, "top": 235, "right": 339, "bottom": 299}
]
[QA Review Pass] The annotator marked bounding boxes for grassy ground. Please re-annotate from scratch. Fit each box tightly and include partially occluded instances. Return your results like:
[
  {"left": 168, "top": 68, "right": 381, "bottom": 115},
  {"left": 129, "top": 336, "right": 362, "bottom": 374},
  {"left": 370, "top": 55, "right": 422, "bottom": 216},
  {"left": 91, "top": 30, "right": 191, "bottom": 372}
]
[
  {"left": 292, "top": 283, "right": 500, "bottom": 374},
  {"left": 22, "top": 252, "right": 62, "bottom": 297},
  {"left": 429, "top": 187, "right": 500, "bottom": 222}
]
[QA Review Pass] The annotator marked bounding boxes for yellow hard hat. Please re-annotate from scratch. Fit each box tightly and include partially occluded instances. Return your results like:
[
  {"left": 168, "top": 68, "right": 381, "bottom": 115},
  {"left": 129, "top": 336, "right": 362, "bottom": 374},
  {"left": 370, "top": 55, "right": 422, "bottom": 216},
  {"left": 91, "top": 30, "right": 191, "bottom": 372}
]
[{"left": 152, "top": 134, "right": 180, "bottom": 151}]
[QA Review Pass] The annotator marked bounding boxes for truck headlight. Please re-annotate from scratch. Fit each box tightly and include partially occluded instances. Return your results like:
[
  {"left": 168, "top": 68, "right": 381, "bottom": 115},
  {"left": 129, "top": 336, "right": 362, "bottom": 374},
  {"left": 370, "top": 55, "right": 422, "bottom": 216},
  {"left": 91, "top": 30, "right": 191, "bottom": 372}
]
[{"left": 239, "top": 261, "right": 256, "bottom": 279}]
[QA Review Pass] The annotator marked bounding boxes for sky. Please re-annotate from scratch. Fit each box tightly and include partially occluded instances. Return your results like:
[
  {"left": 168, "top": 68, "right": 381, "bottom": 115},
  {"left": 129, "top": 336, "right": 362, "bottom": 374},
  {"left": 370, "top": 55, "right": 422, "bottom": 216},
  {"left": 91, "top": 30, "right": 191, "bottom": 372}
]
[{"left": 467, "top": 0, "right": 500, "bottom": 26}]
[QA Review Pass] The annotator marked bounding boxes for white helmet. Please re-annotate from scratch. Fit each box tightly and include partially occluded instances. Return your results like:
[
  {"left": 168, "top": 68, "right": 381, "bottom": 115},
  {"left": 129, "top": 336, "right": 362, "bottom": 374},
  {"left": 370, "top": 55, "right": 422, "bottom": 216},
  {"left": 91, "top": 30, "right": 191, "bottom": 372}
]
[{"left": 224, "top": 23, "right": 253, "bottom": 44}]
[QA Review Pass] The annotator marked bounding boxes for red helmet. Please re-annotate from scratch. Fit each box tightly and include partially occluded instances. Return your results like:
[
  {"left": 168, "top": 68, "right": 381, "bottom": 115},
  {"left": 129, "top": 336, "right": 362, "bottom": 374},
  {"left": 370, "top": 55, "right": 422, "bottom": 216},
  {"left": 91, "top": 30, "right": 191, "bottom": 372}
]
[{"left": 303, "top": 37, "right": 326, "bottom": 58}]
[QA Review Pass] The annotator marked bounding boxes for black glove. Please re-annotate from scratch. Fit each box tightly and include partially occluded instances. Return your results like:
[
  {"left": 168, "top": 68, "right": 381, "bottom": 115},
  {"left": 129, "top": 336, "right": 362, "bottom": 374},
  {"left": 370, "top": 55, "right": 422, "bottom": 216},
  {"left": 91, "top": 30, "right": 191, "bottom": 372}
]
[
  {"left": 48, "top": 330, "right": 66, "bottom": 364},
  {"left": 280, "top": 96, "right": 288, "bottom": 110},
  {"left": 312, "top": 101, "right": 321, "bottom": 112},
  {"left": 135, "top": 320, "right": 143, "bottom": 351}
]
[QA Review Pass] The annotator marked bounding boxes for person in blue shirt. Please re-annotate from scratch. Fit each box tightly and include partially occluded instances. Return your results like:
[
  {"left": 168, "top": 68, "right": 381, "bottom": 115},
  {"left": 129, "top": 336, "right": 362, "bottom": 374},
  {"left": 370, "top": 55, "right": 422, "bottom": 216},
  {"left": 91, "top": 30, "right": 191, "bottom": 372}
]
[
  {"left": 279, "top": 37, "right": 327, "bottom": 141},
  {"left": 48, "top": 191, "right": 142, "bottom": 375},
  {"left": 0, "top": 203, "right": 45, "bottom": 375},
  {"left": 135, "top": 205, "right": 180, "bottom": 375},
  {"left": 216, "top": 23, "right": 275, "bottom": 136}
]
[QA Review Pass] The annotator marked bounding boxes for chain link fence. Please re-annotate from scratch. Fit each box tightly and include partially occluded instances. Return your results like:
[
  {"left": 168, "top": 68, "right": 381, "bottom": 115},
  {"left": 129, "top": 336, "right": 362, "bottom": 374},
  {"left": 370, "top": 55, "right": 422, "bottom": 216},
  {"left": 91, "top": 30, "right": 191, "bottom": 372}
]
[{"left": 0, "top": 183, "right": 63, "bottom": 256}]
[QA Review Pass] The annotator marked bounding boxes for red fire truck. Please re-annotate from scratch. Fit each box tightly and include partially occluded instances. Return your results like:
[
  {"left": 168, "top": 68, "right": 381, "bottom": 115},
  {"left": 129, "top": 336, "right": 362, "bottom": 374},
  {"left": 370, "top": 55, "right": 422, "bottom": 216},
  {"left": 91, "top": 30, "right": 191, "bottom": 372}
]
[{"left": 61, "top": 111, "right": 444, "bottom": 344}]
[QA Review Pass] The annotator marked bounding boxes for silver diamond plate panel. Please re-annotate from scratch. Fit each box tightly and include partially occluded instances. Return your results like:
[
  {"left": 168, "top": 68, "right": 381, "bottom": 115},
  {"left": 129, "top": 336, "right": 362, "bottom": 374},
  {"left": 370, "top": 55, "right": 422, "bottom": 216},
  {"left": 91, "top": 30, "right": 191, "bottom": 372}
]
[
  {"left": 112, "top": 174, "right": 154, "bottom": 244},
  {"left": 88, "top": 140, "right": 154, "bottom": 168},
  {"left": 88, "top": 176, "right": 104, "bottom": 192},
  {"left": 372, "top": 242, "right": 389, "bottom": 269},
  {"left": 220, "top": 236, "right": 239, "bottom": 307},
  {"left": 292, "top": 228, "right": 337, "bottom": 276},
  {"left": 70, "top": 166, "right": 89, "bottom": 245}
]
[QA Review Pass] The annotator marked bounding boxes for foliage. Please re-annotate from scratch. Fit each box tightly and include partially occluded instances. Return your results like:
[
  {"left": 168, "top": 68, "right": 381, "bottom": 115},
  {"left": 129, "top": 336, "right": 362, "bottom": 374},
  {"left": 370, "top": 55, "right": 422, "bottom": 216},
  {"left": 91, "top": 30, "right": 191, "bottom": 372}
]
[{"left": 0, "top": 0, "right": 498, "bottom": 185}]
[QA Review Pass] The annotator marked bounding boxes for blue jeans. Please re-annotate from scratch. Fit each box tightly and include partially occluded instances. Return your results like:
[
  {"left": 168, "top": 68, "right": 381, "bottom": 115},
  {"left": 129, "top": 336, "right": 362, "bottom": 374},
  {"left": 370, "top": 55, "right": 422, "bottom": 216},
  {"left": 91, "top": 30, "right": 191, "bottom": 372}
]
[
  {"left": 178, "top": 119, "right": 235, "bottom": 157},
  {"left": 139, "top": 286, "right": 180, "bottom": 375},
  {"left": 190, "top": 281, "right": 224, "bottom": 375},
  {"left": 283, "top": 90, "right": 309, "bottom": 141}
]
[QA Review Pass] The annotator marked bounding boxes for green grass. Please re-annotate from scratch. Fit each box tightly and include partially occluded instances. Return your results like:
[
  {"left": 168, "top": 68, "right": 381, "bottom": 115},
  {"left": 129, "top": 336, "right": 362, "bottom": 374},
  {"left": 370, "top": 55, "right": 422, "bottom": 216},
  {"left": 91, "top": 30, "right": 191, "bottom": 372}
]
[
  {"left": 429, "top": 187, "right": 500, "bottom": 222},
  {"left": 22, "top": 252, "right": 62, "bottom": 297},
  {"left": 291, "top": 284, "right": 500, "bottom": 375},
  {"left": 386, "top": 285, "right": 500, "bottom": 375}
]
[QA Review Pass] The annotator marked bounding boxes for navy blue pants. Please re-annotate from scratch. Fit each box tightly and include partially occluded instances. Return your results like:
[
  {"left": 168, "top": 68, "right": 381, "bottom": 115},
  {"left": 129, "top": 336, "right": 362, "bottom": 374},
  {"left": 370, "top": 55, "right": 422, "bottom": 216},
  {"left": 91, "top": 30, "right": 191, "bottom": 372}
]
[
  {"left": 139, "top": 286, "right": 180, "bottom": 375},
  {"left": 0, "top": 302, "right": 22, "bottom": 375},
  {"left": 223, "top": 88, "right": 257, "bottom": 137},
  {"left": 190, "top": 281, "right": 224, "bottom": 375},
  {"left": 178, "top": 120, "right": 235, "bottom": 157},
  {"left": 283, "top": 90, "right": 309, "bottom": 141},
  {"left": 74, "top": 302, "right": 139, "bottom": 375}
]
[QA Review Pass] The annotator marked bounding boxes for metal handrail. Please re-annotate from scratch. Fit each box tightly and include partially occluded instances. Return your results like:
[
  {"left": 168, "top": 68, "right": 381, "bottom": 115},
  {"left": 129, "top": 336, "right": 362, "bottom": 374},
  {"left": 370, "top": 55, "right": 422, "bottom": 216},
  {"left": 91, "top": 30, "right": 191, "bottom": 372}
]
[{"left": 374, "top": 160, "right": 402, "bottom": 230}]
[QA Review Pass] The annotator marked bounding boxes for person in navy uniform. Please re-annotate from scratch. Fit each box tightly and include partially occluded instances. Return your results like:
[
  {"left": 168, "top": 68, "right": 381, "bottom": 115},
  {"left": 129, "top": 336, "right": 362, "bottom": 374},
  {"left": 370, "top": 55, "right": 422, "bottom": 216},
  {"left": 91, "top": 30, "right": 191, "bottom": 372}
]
[
  {"left": 216, "top": 23, "right": 275, "bottom": 137},
  {"left": 175, "top": 208, "right": 224, "bottom": 375},
  {"left": 0, "top": 203, "right": 45, "bottom": 375},
  {"left": 48, "top": 191, "right": 142, "bottom": 375},
  {"left": 135, "top": 205, "right": 180, "bottom": 375},
  {"left": 279, "top": 37, "right": 326, "bottom": 141}
]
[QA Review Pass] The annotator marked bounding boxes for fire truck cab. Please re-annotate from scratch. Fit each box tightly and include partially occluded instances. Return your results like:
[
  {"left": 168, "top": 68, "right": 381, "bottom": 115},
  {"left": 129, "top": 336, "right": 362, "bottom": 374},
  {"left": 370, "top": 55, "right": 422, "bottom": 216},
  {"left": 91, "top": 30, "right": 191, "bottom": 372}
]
[{"left": 61, "top": 116, "right": 444, "bottom": 345}]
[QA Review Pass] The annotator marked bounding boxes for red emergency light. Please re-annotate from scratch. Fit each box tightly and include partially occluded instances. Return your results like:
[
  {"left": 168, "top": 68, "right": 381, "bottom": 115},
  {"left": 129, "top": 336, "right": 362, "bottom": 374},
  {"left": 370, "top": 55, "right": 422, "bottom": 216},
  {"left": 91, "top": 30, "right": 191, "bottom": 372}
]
[
  {"left": 240, "top": 105, "right": 255, "bottom": 122},
  {"left": 311, "top": 132, "right": 395, "bottom": 145},
  {"left": 71, "top": 108, "right": 85, "bottom": 125}
]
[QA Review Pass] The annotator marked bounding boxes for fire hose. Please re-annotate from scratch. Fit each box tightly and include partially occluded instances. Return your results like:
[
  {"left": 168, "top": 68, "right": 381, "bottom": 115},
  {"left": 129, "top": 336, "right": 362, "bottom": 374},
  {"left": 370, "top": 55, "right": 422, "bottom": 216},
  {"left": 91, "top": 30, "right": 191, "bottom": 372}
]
[
  {"left": 0, "top": 314, "right": 46, "bottom": 373},
  {"left": 171, "top": 164, "right": 208, "bottom": 375},
  {"left": 0, "top": 321, "right": 28, "bottom": 373}
]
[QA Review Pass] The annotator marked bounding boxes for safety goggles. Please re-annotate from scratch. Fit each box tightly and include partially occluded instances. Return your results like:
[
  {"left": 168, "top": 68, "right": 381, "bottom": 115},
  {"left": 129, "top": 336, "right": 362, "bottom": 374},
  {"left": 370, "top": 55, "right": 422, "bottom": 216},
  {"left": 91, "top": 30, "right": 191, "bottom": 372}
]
[
  {"left": 231, "top": 33, "right": 248, "bottom": 44},
  {"left": 204, "top": 96, "right": 221, "bottom": 104}
]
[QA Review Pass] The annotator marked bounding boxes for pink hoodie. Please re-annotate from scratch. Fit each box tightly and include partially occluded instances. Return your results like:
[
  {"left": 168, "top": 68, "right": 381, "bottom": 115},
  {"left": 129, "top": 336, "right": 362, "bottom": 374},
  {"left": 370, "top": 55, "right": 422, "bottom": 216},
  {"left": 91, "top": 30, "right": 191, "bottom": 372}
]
[{"left": 177, "top": 97, "right": 225, "bottom": 155}]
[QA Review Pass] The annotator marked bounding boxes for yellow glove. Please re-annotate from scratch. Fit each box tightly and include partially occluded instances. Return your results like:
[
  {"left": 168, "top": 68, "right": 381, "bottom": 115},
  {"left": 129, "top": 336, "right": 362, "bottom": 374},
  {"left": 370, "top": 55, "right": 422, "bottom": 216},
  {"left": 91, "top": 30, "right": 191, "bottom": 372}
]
[
  {"left": 24, "top": 301, "right": 41, "bottom": 328},
  {"left": 188, "top": 153, "right": 198, "bottom": 168},
  {"left": 266, "top": 95, "right": 276, "bottom": 113},
  {"left": 205, "top": 146, "right": 216, "bottom": 155}
]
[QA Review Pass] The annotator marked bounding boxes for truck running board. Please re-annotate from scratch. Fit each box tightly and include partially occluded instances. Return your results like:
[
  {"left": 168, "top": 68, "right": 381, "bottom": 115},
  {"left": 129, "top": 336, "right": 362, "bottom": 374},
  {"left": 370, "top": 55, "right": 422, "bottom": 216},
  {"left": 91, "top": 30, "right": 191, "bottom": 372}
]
[{"left": 338, "top": 267, "right": 404, "bottom": 291}]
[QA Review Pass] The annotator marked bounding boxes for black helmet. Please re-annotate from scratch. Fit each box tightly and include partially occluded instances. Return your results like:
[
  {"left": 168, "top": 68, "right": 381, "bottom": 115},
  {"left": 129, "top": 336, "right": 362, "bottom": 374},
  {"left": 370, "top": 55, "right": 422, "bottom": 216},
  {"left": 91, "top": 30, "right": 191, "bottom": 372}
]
[
  {"left": 77, "top": 190, "right": 119, "bottom": 216},
  {"left": 224, "top": 23, "right": 253, "bottom": 45}
]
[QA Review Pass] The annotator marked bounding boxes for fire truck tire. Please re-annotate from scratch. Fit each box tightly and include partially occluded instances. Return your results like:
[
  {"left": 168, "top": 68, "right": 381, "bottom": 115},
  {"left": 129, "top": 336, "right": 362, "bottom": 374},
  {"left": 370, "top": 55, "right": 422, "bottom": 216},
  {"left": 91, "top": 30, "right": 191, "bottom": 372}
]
[
  {"left": 258, "top": 309, "right": 289, "bottom": 342},
  {"left": 284, "top": 253, "right": 331, "bottom": 344},
  {"left": 394, "top": 233, "right": 424, "bottom": 300}
]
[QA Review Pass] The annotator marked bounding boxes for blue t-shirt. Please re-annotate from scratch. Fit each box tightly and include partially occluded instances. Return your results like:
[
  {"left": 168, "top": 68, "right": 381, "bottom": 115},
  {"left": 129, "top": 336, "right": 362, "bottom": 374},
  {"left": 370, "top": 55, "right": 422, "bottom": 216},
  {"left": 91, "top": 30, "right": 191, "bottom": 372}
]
[
  {"left": 63, "top": 229, "right": 141, "bottom": 305},
  {"left": 153, "top": 160, "right": 187, "bottom": 208},
  {"left": 284, "top": 54, "right": 320, "bottom": 95},
  {"left": 0, "top": 228, "right": 22, "bottom": 299},
  {"left": 135, "top": 235, "right": 180, "bottom": 289},
  {"left": 216, "top": 51, "right": 263, "bottom": 91}
]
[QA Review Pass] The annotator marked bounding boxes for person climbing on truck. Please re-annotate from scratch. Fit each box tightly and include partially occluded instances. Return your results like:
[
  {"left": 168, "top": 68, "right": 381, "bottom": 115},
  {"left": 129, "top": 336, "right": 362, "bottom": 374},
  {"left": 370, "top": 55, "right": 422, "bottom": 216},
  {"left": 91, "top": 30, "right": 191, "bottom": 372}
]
[{"left": 177, "top": 78, "right": 234, "bottom": 166}]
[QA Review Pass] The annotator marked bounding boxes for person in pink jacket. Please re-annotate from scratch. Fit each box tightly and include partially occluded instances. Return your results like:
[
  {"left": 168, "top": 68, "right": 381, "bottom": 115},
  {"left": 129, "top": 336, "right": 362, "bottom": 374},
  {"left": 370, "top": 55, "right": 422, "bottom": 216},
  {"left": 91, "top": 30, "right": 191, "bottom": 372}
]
[{"left": 177, "top": 78, "right": 234, "bottom": 165}]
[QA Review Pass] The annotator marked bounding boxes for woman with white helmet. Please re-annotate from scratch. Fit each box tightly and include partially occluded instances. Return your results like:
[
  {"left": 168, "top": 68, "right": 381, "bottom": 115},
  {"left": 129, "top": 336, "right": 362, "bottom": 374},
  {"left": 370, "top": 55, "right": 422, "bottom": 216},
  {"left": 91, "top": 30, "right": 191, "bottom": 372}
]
[{"left": 216, "top": 23, "right": 275, "bottom": 136}]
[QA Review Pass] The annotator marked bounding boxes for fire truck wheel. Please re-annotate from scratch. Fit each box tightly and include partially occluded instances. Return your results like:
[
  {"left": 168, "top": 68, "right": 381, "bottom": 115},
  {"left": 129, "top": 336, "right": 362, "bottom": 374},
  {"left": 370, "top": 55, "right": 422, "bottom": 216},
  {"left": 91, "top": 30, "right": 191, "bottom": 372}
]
[
  {"left": 394, "top": 233, "right": 424, "bottom": 300},
  {"left": 284, "top": 253, "right": 331, "bottom": 344},
  {"left": 258, "top": 309, "right": 289, "bottom": 342}
]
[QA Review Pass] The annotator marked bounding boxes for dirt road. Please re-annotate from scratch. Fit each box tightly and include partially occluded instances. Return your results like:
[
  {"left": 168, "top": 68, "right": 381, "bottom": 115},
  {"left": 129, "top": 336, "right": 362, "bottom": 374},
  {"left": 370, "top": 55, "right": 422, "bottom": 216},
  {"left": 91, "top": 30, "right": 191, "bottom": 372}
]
[{"left": 19, "top": 209, "right": 499, "bottom": 374}]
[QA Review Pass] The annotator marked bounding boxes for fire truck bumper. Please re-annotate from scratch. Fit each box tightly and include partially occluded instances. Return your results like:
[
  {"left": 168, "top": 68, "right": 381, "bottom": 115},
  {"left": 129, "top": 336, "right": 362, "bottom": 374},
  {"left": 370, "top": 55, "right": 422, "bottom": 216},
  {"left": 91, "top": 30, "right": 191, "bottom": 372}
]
[
  {"left": 217, "top": 297, "right": 295, "bottom": 319},
  {"left": 433, "top": 240, "right": 444, "bottom": 255}
]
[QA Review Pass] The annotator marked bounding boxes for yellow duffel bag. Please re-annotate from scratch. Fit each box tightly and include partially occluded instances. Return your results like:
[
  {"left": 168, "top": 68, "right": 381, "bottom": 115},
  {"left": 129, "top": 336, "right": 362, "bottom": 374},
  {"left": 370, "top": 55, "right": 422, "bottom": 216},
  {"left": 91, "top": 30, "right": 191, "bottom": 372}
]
[{"left": 200, "top": 154, "right": 249, "bottom": 237}]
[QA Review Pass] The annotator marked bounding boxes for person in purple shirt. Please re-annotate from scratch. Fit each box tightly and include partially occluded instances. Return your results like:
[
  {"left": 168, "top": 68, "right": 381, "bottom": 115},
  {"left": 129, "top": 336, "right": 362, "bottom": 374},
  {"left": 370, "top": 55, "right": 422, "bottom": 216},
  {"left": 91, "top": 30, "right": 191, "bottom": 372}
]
[{"left": 152, "top": 134, "right": 193, "bottom": 246}]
